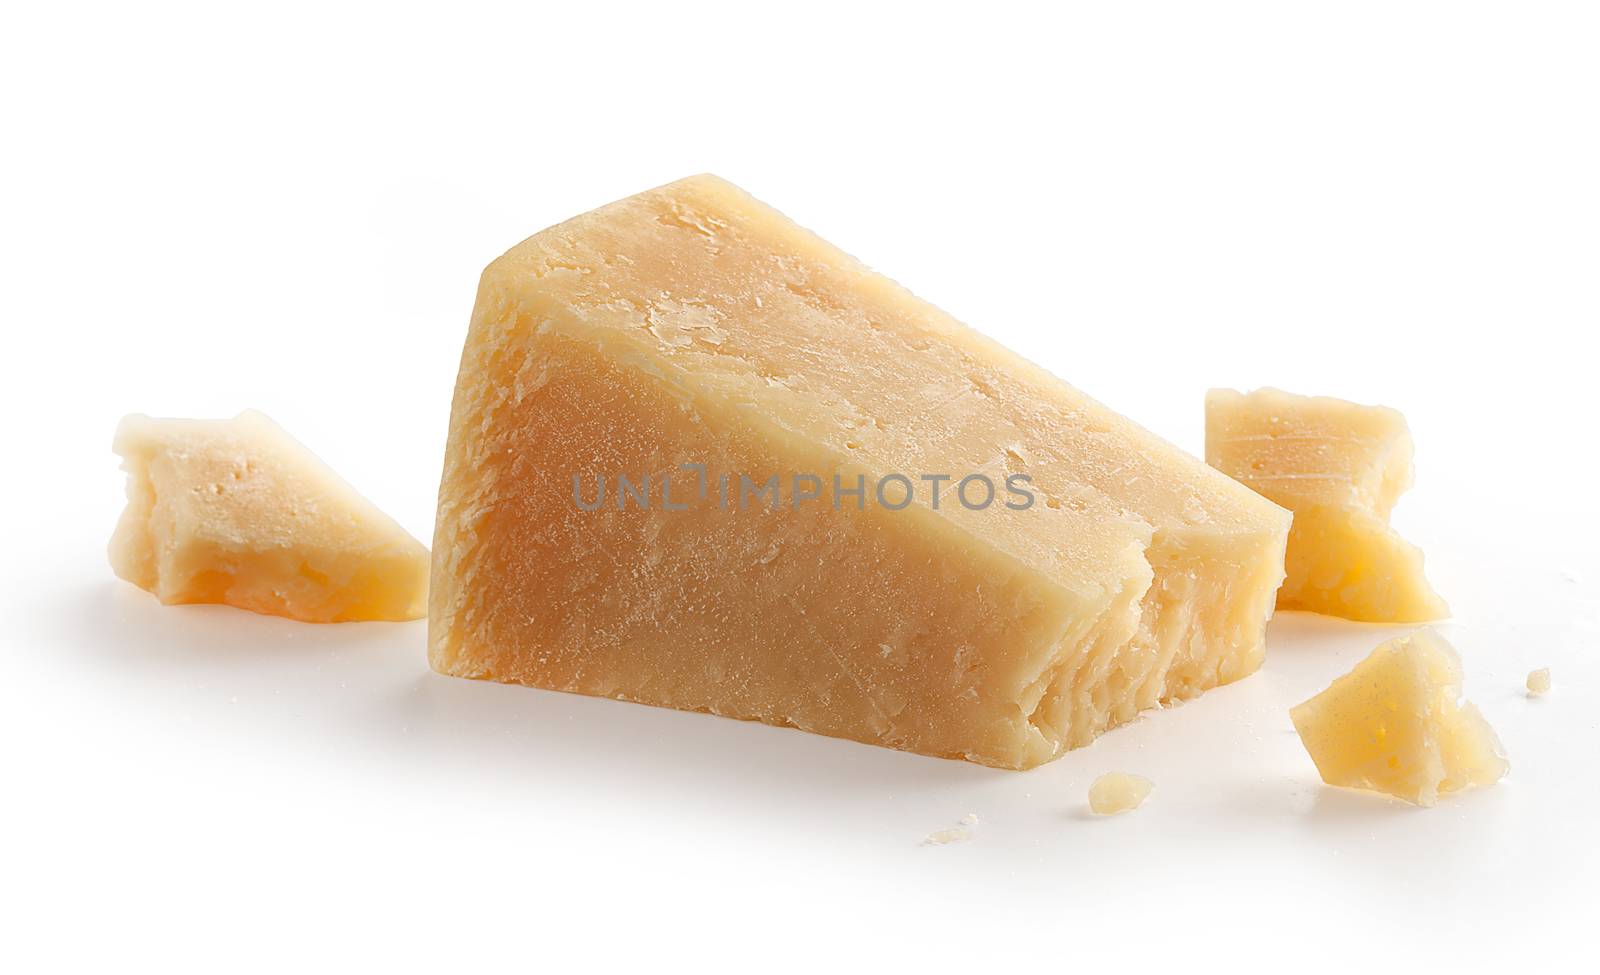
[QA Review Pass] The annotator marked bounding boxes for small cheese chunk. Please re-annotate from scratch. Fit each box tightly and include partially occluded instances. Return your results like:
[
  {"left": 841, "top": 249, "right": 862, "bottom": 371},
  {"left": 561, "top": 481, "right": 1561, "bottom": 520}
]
[
  {"left": 1290, "top": 628, "right": 1508, "bottom": 807},
  {"left": 1088, "top": 772, "right": 1153, "bottom": 815},
  {"left": 1206, "top": 387, "right": 1448, "bottom": 623},
  {"left": 1526, "top": 668, "right": 1551, "bottom": 696},
  {"left": 110, "top": 412, "right": 429, "bottom": 622},
  {"left": 432, "top": 175, "right": 1291, "bottom": 769}
]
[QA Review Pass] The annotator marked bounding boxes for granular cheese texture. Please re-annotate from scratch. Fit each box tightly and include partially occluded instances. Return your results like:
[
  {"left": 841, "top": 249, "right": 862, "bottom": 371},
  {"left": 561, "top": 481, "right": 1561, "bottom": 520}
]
[
  {"left": 109, "top": 412, "right": 429, "bottom": 623},
  {"left": 1526, "top": 668, "right": 1551, "bottom": 696},
  {"left": 430, "top": 175, "right": 1291, "bottom": 769},
  {"left": 1088, "top": 772, "right": 1153, "bottom": 815},
  {"left": 1290, "top": 628, "right": 1507, "bottom": 807},
  {"left": 1205, "top": 388, "right": 1447, "bottom": 623}
]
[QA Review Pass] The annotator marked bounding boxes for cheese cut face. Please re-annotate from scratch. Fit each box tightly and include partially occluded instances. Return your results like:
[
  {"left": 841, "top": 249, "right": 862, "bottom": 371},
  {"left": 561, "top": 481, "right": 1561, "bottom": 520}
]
[
  {"left": 1290, "top": 628, "right": 1507, "bottom": 806},
  {"left": 1206, "top": 387, "right": 1448, "bottom": 623},
  {"left": 431, "top": 175, "right": 1291, "bottom": 769},
  {"left": 110, "top": 412, "right": 429, "bottom": 623}
]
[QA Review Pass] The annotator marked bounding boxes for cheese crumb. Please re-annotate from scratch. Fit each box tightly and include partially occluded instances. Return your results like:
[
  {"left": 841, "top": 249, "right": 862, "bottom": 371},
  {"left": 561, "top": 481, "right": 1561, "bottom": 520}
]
[
  {"left": 1088, "top": 772, "right": 1153, "bottom": 815},
  {"left": 921, "top": 826, "right": 973, "bottom": 846},
  {"left": 1526, "top": 668, "right": 1552, "bottom": 696},
  {"left": 922, "top": 813, "right": 981, "bottom": 845}
]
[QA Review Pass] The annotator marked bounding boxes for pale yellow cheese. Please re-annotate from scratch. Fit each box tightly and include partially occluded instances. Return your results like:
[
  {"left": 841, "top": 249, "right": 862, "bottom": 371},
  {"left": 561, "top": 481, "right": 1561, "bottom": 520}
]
[
  {"left": 430, "top": 175, "right": 1291, "bottom": 769},
  {"left": 1206, "top": 387, "right": 1447, "bottom": 623},
  {"left": 110, "top": 411, "right": 429, "bottom": 622},
  {"left": 1290, "top": 628, "right": 1507, "bottom": 806},
  {"left": 921, "top": 814, "right": 979, "bottom": 846},
  {"left": 1087, "top": 772, "right": 1153, "bottom": 815},
  {"left": 1526, "top": 668, "right": 1551, "bottom": 696}
]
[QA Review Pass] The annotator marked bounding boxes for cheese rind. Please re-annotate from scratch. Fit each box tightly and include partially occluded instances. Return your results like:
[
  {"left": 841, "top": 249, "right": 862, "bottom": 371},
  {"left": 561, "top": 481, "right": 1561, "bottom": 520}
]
[
  {"left": 110, "top": 412, "right": 429, "bottom": 622},
  {"left": 1206, "top": 387, "right": 1447, "bottom": 623},
  {"left": 431, "top": 175, "right": 1291, "bottom": 768},
  {"left": 1290, "top": 628, "right": 1508, "bottom": 806}
]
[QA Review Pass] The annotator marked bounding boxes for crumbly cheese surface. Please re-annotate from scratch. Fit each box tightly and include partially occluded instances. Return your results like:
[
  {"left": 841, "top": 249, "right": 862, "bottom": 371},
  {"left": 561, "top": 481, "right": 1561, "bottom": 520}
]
[
  {"left": 1206, "top": 387, "right": 1447, "bottom": 623},
  {"left": 1088, "top": 772, "right": 1153, "bottom": 815},
  {"left": 430, "top": 175, "right": 1290, "bottom": 768},
  {"left": 1290, "top": 628, "right": 1507, "bottom": 806},
  {"left": 110, "top": 411, "right": 429, "bottom": 623}
]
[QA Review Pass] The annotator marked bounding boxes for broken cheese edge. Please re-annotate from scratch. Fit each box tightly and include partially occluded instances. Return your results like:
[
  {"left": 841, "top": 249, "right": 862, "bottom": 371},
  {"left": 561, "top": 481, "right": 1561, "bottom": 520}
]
[
  {"left": 1290, "top": 628, "right": 1507, "bottom": 807},
  {"left": 430, "top": 174, "right": 1291, "bottom": 769},
  {"left": 1088, "top": 772, "right": 1153, "bottom": 815},
  {"left": 110, "top": 411, "right": 430, "bottom": 623},
  {"left": 1205, "top": 387, "right": 1448, "bottom": 623}
]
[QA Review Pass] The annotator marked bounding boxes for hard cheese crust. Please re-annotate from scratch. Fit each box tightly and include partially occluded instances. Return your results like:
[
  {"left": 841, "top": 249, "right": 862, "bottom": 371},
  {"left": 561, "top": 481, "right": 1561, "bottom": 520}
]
[
  {"left": 111, "top": 411, "right": 430, "bottom": 623},
  {"left": 432, "top": 175, "right": 1290, "bottom": 768}
]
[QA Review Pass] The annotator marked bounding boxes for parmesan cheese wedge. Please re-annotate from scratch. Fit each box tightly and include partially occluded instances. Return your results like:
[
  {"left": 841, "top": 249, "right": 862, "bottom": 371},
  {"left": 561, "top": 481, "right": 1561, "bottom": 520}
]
[
  {"left": 430, "top": 175, "right": 1291, "bottom": 768},
  {"left": 110, "top": 411, "right": 429, "bottom": 623}
]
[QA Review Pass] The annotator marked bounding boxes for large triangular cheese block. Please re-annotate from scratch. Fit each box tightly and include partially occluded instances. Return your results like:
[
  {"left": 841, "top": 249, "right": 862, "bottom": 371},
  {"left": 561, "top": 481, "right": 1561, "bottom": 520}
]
[
  {"left": 430, "top": 175, "right": 1291, "bottom": 768},
  {"left": 110, "top": 411, "right": 429, "bottom": 622}
]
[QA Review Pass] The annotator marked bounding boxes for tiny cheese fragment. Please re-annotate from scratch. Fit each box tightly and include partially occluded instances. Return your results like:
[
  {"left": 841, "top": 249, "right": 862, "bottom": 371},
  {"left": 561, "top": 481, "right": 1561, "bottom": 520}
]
[
  {"left": 431, "top": 175, "right": 1291, "bottom": 769},
  {"left": 1088, "top": 772, "right": 1153, "bottom": 815},
  {"left": 1206, "top": 387, "right": 1448, "bottom": 623},
  {"left": 110, "top": 412, "right": 429, "bottom": 622},
  {"left": 922, "top": 814, "right": 980, "bottom": 846},
  {"left": 1526, "top": 668, "right": 1551, "bottom": 696},
  {"left": 1290, "top": 628, "right": 1507, "bottom": 807},
  {"left": 922, "top": 826, "right": 974, "bottom": 846}
]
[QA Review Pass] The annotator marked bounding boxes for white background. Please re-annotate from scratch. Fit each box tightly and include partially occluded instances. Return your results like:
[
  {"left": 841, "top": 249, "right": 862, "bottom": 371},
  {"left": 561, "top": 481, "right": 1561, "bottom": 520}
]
[{"left": 3, "top": 2, "right": 1597, "bottom": 971}]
